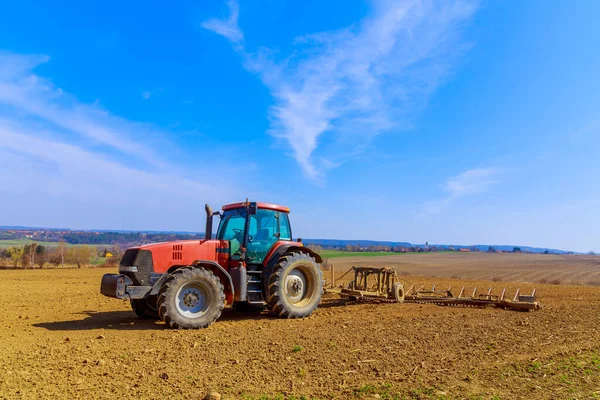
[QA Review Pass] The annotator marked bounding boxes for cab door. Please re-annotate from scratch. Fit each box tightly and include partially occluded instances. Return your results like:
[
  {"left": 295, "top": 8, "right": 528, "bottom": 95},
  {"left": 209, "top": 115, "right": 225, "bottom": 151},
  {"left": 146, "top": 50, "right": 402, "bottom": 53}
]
[{"left": 246, "top": 209, "right": 288, "bottom": 263}]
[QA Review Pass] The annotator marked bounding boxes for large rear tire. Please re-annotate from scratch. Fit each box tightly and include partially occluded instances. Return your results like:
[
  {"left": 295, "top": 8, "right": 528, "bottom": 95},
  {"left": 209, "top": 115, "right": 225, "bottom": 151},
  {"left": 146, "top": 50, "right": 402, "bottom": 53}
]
[
  {"left": 131, "top": 297, "right": 159, "bottom": 320},
  {"left": 267, "top": 252, "right": 323, "bottom": 318},
  {"left": 157, "top": 268, "right": 225, "bottom": 329}
]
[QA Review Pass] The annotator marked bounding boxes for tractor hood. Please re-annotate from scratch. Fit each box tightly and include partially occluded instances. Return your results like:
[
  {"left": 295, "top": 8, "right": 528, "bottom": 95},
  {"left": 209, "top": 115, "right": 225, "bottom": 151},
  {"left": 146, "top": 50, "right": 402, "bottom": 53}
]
[{"left": 119, "top": 239, "right": 230, "bottom": 285}]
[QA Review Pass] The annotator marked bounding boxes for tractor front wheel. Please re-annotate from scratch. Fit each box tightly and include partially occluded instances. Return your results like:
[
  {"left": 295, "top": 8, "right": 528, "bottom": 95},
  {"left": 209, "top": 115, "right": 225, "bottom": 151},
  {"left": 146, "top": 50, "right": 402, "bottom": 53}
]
[
  {"left": 157, "top": 268, "right": 225, "bottom": 329},
  {"left": 267, "top": 252, "right": 323, "bottom": 318},
  {"left": 131, "top": 297, "right": 159, "bottom": 320}
]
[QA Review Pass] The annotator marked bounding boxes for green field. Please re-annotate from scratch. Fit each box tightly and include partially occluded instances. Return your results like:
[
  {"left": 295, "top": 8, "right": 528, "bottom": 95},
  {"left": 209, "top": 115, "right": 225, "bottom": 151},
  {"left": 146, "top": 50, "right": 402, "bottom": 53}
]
[
  {"left": 0, "top": 239, "right": 106, "bottom": 248},
  {"left": 318, "top": 250, "right": 400, "bottom": 259}
]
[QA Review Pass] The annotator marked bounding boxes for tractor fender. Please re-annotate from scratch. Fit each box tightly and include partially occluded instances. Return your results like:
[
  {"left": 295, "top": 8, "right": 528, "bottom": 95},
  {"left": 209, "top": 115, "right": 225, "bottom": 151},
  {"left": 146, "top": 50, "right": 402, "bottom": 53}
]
[
  {"left": 262, "top": 244, "right": 323, "bottom": 296},
  {"left": 150, "top": 261, "right": 235, "bottom": 305}
]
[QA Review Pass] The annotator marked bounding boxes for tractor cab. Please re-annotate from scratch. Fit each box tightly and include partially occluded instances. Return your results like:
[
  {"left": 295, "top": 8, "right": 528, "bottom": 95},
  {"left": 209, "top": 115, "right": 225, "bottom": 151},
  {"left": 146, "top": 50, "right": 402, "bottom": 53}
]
[{"left": 215, "top": 202, "right": 292, "bottom": 264}]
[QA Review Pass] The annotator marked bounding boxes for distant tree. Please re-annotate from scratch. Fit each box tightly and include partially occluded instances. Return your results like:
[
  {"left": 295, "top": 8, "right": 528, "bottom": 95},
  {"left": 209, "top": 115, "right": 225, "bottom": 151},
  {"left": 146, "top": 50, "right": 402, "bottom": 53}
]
[
  {"left": 58, "top": 240, "right": 66, "bottom": 267},
  {"left": 48, "top": 249, "right": 62, "bottom": 268},
  {"left": 7, "top": 247, "right": 24, "bottom": 268},
  {"left": 0, "top": 248, "right": 6, "bottom": 267},
  {"left": 487, "top": 246, "right": 496, "bottom": 253},
  {"left": 544, "top": 250, "right": 549, "bottom": 254},
  {"left": 36, "top": 251, "right": 47, "bottom": 269},
  {"left": 306, "top": 244, "right": 323, "bottom": 253},
  {"left": 23, "top": 243, "right": 38, "bottom": 269},
  {"left": 513, "top": 247, "right": 522, "bottom": 253},
  {"left": 66, "top": 246, "right": 93, "bottom": 268},
  {"left": 589, "top": 251, "right": 596, "bottom": 256}
]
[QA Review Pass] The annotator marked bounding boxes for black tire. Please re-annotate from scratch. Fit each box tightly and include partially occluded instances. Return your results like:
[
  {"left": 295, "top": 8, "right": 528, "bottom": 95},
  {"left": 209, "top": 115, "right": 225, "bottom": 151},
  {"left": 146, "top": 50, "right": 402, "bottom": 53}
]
[
  {"left": 131, "top": 297, "right": 159, "bottom": 320},
  {"left": 267, "top": 252, "right": 323, "bottom": 318},
  {"left": 157, "top": 268, "right": 225, "bottom": 329},
  {"left": 392, "top": 282, "right": 405, "bottom": 303}
]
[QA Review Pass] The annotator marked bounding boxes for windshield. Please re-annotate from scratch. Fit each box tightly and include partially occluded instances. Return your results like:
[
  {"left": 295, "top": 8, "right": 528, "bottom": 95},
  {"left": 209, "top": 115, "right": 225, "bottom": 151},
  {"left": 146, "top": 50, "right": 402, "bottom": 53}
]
[
  {"left": 216, "top": 207, "right": 292, "bottom": 262},
  {"left": 216, "top": 208, "right": 247, "bottom": 254}
]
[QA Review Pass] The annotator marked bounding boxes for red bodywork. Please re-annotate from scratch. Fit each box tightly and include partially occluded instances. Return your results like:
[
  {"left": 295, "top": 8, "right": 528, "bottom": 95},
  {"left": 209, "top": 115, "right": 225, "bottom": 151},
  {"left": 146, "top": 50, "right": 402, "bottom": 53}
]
[
  {"left": 139, "top": 239, "right": 300, "bottom": 273},
  {"left": 129, "top": 202, "right": 302, "bottom": 304}
]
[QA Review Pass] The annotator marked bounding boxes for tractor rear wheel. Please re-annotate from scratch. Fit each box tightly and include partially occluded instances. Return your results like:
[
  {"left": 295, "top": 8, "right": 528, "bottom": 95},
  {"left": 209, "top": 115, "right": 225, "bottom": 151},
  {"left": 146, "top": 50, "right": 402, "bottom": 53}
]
[
  {"left": 131, "top": 297, "right": 159, "bottom": 320},
  {"left": 267, "top": 252, "right": 323, "bottom": 318},
  {"left": 157, "top": 268, "right": 225, "bottom": 329},
  {"left": 392, "top": 282, "right": 405, "bottom": 303}
]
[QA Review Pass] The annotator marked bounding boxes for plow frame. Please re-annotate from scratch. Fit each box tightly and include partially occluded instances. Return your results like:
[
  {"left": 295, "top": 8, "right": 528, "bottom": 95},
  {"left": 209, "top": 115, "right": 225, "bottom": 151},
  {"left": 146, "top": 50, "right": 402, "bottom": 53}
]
[
  {"left": 325, "top": 266, "right": 401, "bottom": 302},
  {"left": 324, "top": 265, "right": 540, "bottom": 311}
]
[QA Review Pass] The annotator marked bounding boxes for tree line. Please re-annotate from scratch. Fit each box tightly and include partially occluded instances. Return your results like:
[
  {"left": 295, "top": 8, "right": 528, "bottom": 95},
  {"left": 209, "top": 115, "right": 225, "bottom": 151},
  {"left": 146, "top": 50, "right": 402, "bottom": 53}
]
[
  {"left": 0, "top": 230, "right": 203, "bottom": 247},
  {"left": 0, "top": 242, "right": 123, "bottom": 269}
]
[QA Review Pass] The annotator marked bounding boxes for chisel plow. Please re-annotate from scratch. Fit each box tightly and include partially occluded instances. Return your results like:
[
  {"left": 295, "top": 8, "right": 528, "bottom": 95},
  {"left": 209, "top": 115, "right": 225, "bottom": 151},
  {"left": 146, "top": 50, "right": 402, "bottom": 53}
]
[{"left": 324, "top": 265, "right": 540, "bottom": 311}]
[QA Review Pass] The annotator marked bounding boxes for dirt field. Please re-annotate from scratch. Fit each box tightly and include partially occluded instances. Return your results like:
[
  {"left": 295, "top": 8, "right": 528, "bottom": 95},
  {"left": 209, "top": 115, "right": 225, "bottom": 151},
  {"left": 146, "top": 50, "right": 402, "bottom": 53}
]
[
  {"left": 328, "top": 253, "right": 600, "bottom": 286},
  {"left": 1, "top": 254, "right": 600, "bottom": 399}
]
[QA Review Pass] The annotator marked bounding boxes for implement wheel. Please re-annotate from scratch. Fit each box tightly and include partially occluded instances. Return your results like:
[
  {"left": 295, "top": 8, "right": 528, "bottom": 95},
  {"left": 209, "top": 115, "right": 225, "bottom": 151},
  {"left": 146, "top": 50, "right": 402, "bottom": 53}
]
[
  {"left": 392, "top": 282, "right": 405, "bottom": 303},
  {"left": 131, "top": 297, "right": 159, "bottom": 320},
  {"left": 157, "top": 268, "right": 225, "bottom": 329},
  {"left": 267, "top": 252, "right": 323, "bottom": 318}
]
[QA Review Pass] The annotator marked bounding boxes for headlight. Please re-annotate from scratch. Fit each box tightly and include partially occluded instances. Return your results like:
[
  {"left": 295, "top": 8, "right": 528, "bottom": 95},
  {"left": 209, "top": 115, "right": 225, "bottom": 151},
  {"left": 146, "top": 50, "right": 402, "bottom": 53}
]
[{"left": 119, "top": 266, "right": 138, "bottom": 272}]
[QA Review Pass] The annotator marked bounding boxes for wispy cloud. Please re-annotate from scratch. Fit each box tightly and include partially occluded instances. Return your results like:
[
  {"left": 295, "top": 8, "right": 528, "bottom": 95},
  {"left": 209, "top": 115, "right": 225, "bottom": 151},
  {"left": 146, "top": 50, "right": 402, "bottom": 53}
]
[
  {"left": 202, "top": 0, "right": 478, "bottom": 181},
  {"left": 0, "top": 51, "right": 237, "bottom": 230},
  {"left": 420, "top": 168, "right": 499, "bottom": 216},
  {"left": 141, "top": 91, "right": 152, "bottom": 100},
  {"left": 200, "top": 0, "right": 243, "bottom": 45},
  {"left": 0, "top": 52, "right": 168, "bottom": 167},
  {"left": 444, "top": 168, "right": 499, "bottom": 197}
]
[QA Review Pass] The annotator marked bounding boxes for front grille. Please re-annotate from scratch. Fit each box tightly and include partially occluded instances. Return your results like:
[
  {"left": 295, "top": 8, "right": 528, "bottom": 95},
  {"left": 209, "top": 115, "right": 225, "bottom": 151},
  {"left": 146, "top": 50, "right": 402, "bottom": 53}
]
[
  {"left": 119, "top": 249, "right": 154, "bottom": 286},
  {"left": 120, "top": 249, "right": 139, "bottom": 267}
]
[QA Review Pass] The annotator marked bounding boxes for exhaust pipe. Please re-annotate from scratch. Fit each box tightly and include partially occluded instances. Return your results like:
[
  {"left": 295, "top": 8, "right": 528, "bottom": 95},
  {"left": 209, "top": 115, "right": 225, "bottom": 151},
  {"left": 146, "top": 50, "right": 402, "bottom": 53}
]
[{"left": 205, "top": 204, "right": 213, "bottom": 240}]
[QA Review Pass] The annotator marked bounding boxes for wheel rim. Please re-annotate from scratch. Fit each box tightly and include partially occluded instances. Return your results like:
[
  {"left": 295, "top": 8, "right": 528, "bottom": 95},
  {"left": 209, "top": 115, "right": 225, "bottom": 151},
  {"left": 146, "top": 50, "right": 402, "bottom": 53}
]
[
  {"left": 284, "top": 267, "right": 315, "bottom": 306},
  {"left": 175, "top": 282, "right": 211, "bottom": 318}
]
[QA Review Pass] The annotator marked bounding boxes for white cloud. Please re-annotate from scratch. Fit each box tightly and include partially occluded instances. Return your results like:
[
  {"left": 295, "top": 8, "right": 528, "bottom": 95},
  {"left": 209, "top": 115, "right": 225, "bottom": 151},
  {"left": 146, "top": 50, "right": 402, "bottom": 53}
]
[
  {"left": 0, "top": 51, "right": 240, "bottom": 230},
  {"left": 141, "top": 91, "right": 152, "bottom": 100},
  {"left": 202, "top": 0, "right": 478, "bottom": 181},
  {"left": 420, "top": 167, "right": 499, "bottom": 216},
  {"left": 201, "top": 0, "right": 243, "bottom": 45},
  {"left": 444, "top": 168, "right": 499, "bottom": 198},
  {"left": 0, "top": 52, "right": 169, "bottom": 167}
]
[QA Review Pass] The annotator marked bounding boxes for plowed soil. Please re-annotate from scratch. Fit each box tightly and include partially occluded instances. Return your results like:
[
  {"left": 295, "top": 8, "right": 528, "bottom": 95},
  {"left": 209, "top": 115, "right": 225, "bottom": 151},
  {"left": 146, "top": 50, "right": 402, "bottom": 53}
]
[
  {"left": 328, "top": 253, "right": 600, "bottom": 286},
  {"left": 1, "top": 254, "right": 600, "bottom": 399}
]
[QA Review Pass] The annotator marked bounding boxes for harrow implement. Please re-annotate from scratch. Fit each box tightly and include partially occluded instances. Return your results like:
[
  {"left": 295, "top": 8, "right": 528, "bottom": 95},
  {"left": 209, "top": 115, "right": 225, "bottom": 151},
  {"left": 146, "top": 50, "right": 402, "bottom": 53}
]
[
  {"left": 404, "top": 285, "right": 539, "bottom": 311},
  {"left": 324, "top": 265, "right": 540, "bottom": 311}
]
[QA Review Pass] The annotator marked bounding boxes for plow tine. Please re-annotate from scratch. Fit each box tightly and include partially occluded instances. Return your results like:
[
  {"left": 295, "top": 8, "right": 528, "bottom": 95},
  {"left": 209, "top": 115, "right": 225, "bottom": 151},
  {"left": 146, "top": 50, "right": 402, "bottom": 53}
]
[
  {"left": 500, "top": 288, "right": 506, "bottom": 301},
  {"left": 513, "top": 288, "right": 520, "bottom": 302},
  {"left": 487, "top": 288, "right": 492, "bottom": 297},
  {"left": 472, "top": 288, "right": 477, "bottom": 298},
  {"left": 432, "top": 284, "right": 435, "bottom": 291},
  {"left": 458, "top": 287, "right": 464, "bottom": 298},
  {"left": 531, "top": 289, "right": 536, "bottom": 296}
]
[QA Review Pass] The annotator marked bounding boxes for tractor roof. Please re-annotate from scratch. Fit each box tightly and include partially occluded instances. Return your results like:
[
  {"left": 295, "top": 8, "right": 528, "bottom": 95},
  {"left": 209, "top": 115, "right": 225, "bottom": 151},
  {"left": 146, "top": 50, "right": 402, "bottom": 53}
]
[{"left": 222, "top": 202, "right": 290, "bottom": 213}]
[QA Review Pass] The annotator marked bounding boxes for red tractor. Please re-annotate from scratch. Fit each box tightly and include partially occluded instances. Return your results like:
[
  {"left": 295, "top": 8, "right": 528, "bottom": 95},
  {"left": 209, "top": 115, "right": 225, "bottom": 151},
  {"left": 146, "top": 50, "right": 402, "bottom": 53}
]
[{"left": 100, "top": 201, "right": 323, "bottom": 329}]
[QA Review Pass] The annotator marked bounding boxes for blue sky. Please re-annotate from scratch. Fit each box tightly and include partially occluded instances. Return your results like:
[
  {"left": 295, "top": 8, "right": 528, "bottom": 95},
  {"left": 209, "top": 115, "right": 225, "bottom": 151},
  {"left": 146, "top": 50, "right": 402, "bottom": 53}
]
[{"left": 0, "top": 1, "right": 599, "bottom": 252}]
